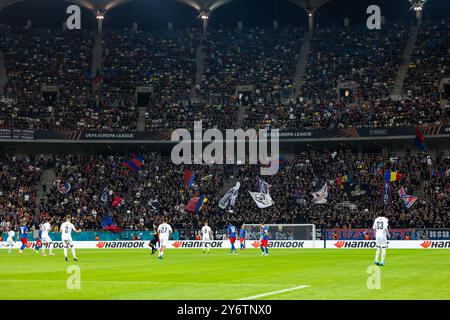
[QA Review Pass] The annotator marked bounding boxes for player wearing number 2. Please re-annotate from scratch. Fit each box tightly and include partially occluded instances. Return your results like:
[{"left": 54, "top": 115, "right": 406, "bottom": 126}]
[
  {"left": 157, "top": 218, "right": 172, "bottom": 260},
  {"left": 60, "top": 215, "right": 81, "bottom": 261},
  {"left": 373, "top": 216, "right": 389, "bottom": 266}
]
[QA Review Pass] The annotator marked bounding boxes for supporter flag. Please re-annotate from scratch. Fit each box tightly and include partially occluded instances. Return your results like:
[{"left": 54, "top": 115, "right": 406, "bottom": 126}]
[
  {"left": 112, "top": 195, "right": 123, "bottom": 208},
  {"left": 148, "top": 197, "right": 159, "bottom": 213},
  {"left": 265, "top": 157, "right": 285, "bottom": 171},
  {"left": 415, "top": 127, "right": 427, "bottom": 152},
  {"left": 381, "top": 181, "right": 392, "bottom": 206},
  {"left": 186, "top": 195, "right": 208, "bottom": 213},
  {"left": 384, "top": 170, "right": 403, "bottom": 182},
  {"left": 349, "top": 183, "right": 369, "bottom": 199},
  {"left": 376, "top": 162, "right": 383, "bottom": 176},
  {"left": 92, "top": 71, "right": 103, "bottom": 85},
  {"left": 312, "top": 183, "right": 328, "bottom": 204},
  {"left": 56, "top": 180, "right": 71, "bottom": 194},
  {"left": 100, "top": 187, "right": 109, "bottom": 204},
  {"left": 248, "top": 191, "right": 274, "bottom": 209},
  {"left": 337, "top": 174, "right": 352, "bottom": 189},
  {"left": 122, "top": 155, "right": 144, "bottom": 172},
  {"left": 336, "top": 177, "right": 342, "bottom": 189},
  {"left": 398, "top": 187, "right": 417, "bottom": 209},
  {"left": 218, "top": 182, "right": 240, "bottom": 210},
  {"left": 101, "top": 216, "right": 120, "bottom": 232},
  {"left": 83, "top": 68, "right": 103, "bottom": 85},
  {"left": 256, "top": 177, "right": 272, "bottom": 195},
  {"left": 183, "top": 169, "right": 195, "bottom": 188}
]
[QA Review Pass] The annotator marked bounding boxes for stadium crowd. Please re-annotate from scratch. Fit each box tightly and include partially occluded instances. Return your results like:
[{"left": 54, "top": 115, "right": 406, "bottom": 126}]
[
  {"left": 301, "top": 23, "right": 408, "bottom": 101},
  {"left": 403, "top": 19, "right": 449, "bottom": 99},
  {"left": 0, "top": 21, "right": 448, "bottom": 132},
  {"left": 0, "top": 150, "right": 448, "bottom": 236},
  {"left": 200, "top": 27, "right": 303, "bottom": 102},
  {"left": 243, "top": 97, "right": 449, "bottom": 130}
]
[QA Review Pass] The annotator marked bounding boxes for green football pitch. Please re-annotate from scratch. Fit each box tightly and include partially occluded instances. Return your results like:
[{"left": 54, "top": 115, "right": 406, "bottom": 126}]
[{"left": 0, "top": 249, "right": 449, "bottom": 300}]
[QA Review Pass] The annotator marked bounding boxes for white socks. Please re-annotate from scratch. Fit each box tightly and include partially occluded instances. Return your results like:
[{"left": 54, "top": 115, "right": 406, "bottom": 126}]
[
  {"left": 375, "top": 248, "right": 381, "bottom": 262},
  {"left": 64, "top": 247, "right": 77, "bottom": 259}
]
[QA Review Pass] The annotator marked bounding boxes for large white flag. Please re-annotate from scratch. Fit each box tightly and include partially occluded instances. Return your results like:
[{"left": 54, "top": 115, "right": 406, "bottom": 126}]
[
  {"left": 249, "top": 191, "right": 274, "bottom": 209},
  {"left": 256, "top": 177, "right": 272, "bottom": 195},
  {"left": 312, "top": 183, "right": 328, "bottom": 204},
  {"left": 218, "top": 182, "right": 241, "bottom": 210}
]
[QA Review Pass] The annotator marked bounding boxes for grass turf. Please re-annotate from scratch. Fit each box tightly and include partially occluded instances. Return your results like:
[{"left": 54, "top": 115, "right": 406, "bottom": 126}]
[{"left": 0, "top": 248, "right": 449, "bottom": 299}]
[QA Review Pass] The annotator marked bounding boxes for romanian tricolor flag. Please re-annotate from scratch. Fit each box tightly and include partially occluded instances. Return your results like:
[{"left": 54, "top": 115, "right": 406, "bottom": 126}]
[
  {"left": 384, "top": 170, "right": 403, "bottom": 182},
  {"left": 337, "top": 174, "right": 352, "bottom": 189},
  {"left": 122, "top": 155, "right": 144, "bottom": 172}
]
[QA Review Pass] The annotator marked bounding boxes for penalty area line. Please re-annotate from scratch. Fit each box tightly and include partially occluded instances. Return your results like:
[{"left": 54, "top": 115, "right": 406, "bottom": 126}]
[{"left": 238, "top": 285, "right": 309, "bottom": 300}]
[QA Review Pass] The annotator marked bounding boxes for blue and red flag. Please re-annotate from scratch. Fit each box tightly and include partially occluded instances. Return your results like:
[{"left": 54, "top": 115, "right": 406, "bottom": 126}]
[
  {"left": 56, "top": 181, "right": 71, "bottom": 194},
  {"left": 183, "top": 169, "right": 195, "bottom": 188},
  {"left": 83, "top": 69, "right": 103, "bottom": 85},
  {"left": 398, "top": 187, "right": 417, "bottom": 209},
  {"left": 186, "top": 195, "right": 208, "bottom": 213},
  {"left": 122, "top": 155, "right": 144, "bottom": 172},
  {"left": 376, "top": 162, "right": 383, "bottom": 176},
  {"left": 101, "top": 216, "right": 120, "bottom": 232},
  {"left": 112, "top": 195, "right": 123, "bottom": 208},
  {"left": 415, "top": 127, "right": 427, "bottom": 152}
]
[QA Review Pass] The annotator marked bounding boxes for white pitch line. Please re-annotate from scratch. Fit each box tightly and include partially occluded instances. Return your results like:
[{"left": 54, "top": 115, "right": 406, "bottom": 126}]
[{"left": 238, "top": 285, "right": 309, "bottom": 300}]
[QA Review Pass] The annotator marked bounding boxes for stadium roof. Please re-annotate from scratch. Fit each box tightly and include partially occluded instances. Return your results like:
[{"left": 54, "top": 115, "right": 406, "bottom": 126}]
[
  {"left": 65, "top": 0, "right": 132, "bottom": 15},
  {"left": 176, "top": 0, "right": 237, "bottom": 14},
  {"left": 288, "top": 0, "right": 332, "bottom": 11},
  {"left": 0, "top": 0, "right": 23, "bottom": 11}
]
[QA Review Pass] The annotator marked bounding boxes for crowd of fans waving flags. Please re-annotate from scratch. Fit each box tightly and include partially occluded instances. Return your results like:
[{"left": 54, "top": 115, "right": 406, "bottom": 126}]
[{"left": 51, "top": 144, "right": 429, "bottom": 233}]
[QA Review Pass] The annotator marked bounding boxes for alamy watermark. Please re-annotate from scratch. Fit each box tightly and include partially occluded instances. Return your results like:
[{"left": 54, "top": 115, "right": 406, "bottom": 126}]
[
  {"left": 66, "top": 265, "right": 81, "bottom": 290},
  {"left": 66, "top": 5, "right": 81, "bottom": 30},
  {"left": 366, "top": 265, "right": 381, "bottom": 289},
  {"left": 366, "top": 5, "right": 381, "bottom": 30},
  {"left": 171, "top": 121, "right": 280, "bottom": 175}
]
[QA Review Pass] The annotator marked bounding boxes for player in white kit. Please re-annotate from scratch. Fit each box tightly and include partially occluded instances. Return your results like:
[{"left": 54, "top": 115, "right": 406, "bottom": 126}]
[
  {"left": 373, "top": 216, "right": 389, "bottom": 266},
  {"left": 41, "top": 221, "right": 55, "bottom": 256},
  {"left": 157, "top": 218, "right": 172, "bottom": 260},
  {"left": 201, "top": 222, "right": 212, "bottom": 253},
  {"left": 60, "top": 215, "right": 81, "bottom": 261},
  {"left": 6, "top": 230, "right": 15, "bottom": 253}
]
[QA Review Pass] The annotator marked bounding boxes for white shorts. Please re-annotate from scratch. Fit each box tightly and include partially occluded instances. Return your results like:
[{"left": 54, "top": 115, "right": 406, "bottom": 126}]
[
  {"left": 7, "top": 238, "right": 14, "bottom": 246},
  {"left": 376, "top": 234, "right": 388, "bottom": 248},
  {"left": 159, "top": 238, "right": 168, "bottom": 248},
  {"left": 42, "top": 235, "right": 52, "bottom": 243},
  {"left": 62, "top": 239, "right": 74, "bottom": 247},
  {"left": 202, "top": 237, "right": 210, "bottom": 242}
]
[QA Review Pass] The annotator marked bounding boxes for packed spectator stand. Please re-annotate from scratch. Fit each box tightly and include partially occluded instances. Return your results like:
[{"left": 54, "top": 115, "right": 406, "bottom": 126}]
[
  {"left": 0, "top": 150, "right": 448, "bottom": 234},
  {"left": 0, "top": 16, "right": 449, "bottom": 236}
]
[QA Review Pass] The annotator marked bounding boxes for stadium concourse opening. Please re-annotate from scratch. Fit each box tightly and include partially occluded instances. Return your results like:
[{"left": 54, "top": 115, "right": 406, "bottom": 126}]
[{"left": 0, "top": 0, "right": 449, "bottom": 303}]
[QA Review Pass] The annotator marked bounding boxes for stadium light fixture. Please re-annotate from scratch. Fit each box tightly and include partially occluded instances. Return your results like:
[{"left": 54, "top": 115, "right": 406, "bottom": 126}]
[
  {"left": 96, "top": 15, "right": 105, "bottom": 20},
  {"left": 408, "top": 0, "right": 427, "bottom": 11}
]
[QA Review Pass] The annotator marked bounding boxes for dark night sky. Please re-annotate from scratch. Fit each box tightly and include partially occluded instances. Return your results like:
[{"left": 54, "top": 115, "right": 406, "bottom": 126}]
[{"left": 0, "top": 0, "right": 448, "bottom": 30}]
